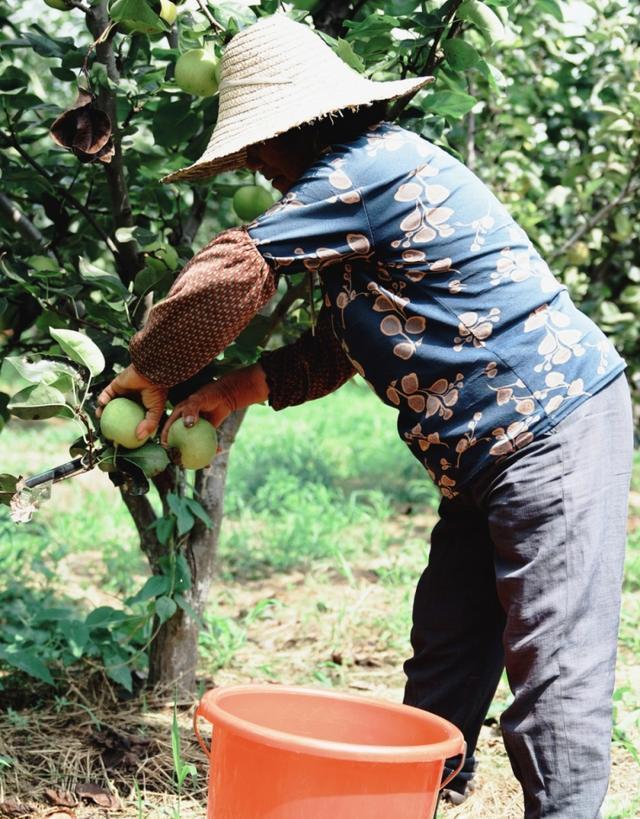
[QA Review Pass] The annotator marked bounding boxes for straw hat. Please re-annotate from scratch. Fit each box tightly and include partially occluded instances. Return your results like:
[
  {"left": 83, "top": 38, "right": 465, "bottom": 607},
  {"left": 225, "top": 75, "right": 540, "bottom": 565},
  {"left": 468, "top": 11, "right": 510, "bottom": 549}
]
[{"left": 161, "top": 14, "right": 433, "bottom": 184}]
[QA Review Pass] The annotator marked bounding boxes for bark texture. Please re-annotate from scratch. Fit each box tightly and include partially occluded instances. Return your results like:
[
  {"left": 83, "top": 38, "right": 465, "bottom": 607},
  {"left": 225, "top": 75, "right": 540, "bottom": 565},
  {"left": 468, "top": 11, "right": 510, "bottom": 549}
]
[{"left": 147, "top": 409, "right": 247, "bottom": 692}]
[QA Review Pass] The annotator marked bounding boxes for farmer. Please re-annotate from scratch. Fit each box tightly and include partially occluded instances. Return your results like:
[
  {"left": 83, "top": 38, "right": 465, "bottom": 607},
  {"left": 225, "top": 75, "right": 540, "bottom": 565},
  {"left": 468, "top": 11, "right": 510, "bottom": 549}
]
[{"left": 97, "top": 14, "right": 634, "bottom": 818}]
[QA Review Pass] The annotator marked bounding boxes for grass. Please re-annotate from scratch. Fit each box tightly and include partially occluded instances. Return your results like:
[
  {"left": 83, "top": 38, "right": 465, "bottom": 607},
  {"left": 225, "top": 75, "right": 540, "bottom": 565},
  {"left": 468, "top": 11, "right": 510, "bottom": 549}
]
[{"left": 0, "top": 379, "right": 638, "bottom": 817}]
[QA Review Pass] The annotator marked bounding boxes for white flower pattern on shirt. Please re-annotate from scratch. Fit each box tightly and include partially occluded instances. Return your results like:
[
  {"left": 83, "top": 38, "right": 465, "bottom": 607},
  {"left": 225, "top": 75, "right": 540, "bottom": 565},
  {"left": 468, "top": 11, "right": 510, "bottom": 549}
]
[{"left": 249, "top": 123, "right": 625, "bottom": 497}]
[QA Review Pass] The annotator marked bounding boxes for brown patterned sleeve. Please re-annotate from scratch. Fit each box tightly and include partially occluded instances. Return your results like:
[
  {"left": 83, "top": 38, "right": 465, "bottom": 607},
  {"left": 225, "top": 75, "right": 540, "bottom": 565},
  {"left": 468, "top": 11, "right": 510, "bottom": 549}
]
[
  {"left": 259, "top": 306, "right": 355, "bottom": 410},
  {"left": 129, "top": 227, "right": 276, "bottom": 387}
]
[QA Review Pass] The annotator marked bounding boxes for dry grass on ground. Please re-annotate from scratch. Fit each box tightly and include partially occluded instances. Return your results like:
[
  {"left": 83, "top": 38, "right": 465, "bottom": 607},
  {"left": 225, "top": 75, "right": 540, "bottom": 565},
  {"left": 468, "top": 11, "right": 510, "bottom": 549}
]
[{"left": 1, "top": 519, "right": 639, "bottom": 818}]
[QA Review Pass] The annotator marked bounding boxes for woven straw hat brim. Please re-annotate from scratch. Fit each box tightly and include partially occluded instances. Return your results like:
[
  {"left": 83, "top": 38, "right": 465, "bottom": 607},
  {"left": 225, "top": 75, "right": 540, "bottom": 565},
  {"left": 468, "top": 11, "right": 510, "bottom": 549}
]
[
  {"left": 160, "top": 14, "right": 433, "bottom": 185},
  {"left": 161, "top": 76, "right": 432, "bottom": 184}
]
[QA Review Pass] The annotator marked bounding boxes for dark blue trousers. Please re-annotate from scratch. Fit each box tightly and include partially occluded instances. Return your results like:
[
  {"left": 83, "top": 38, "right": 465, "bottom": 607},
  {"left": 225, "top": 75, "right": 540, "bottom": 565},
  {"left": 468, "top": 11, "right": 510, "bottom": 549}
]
[{"left": 403, "top": 374, "right": 634, "bottom": 818}]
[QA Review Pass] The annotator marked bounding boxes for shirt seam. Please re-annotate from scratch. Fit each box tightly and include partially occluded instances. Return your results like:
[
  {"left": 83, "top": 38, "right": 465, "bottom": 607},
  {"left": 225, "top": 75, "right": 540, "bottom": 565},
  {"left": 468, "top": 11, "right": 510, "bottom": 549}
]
[{"left": 357, "top": 184, "right": 378, "bottom": 264}]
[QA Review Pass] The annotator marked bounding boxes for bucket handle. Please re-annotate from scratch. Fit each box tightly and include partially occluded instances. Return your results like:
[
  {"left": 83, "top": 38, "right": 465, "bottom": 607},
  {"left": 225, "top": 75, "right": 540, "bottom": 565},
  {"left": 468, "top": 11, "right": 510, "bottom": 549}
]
[
  {"left": 439, "top": 741, "right": 467, "bottom": 791},
  {"left": 193, "top": 705, "right": 212, "bottom": 757}
]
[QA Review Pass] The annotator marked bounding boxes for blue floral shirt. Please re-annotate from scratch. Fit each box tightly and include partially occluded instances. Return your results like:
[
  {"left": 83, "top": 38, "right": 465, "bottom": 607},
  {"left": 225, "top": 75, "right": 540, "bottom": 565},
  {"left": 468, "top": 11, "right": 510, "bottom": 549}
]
[{"left": 249, "top": 123, "right": 625, "bottom": 497}]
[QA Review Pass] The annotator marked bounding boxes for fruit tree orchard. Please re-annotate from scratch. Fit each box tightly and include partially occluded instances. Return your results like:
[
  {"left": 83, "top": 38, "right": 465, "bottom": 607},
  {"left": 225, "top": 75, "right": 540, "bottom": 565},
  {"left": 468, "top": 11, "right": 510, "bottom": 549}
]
[{"left": 0, "top": 0, "right": 638, "bottom": 694}]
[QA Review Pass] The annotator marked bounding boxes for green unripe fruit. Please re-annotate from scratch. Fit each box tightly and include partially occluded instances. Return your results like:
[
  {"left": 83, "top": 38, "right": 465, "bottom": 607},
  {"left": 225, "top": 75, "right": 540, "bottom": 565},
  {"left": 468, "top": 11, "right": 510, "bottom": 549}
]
[
  {"left": 458, "top": 0, "right": 506, "bottom": 43},
  {"left": 159, "top": 0, "right": 177, "bottom": 25},
  {"left": 100, "top": 397, "right": 149, "bottom": 450},
  {"left": 167, "top": 418, "right": 217, "bottom": 470},
  {"left": 44, "top": 0, "right": 73, "bottom": 9},
  {"left": 566, "top": 241, "right": 590, "bottom": 266},
  {"left": 175, "top": 49, "right": 219, "bottom": 97},
  {"left": 232, "top": 186, "right": 276, "bottom": 222}
]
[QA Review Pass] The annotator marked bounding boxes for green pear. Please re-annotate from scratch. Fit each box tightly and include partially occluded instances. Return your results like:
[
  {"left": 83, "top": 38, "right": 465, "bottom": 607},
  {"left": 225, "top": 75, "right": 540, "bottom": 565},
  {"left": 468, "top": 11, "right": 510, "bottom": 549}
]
[
  {"left": 99, "top": 397, "right": 149, "bottom": 450},
  {"left": 167, "top": 417, "right": 217, "bottom": 470},
  {"left": 232, "top": 186, "right": 275, "bottom": 222}
]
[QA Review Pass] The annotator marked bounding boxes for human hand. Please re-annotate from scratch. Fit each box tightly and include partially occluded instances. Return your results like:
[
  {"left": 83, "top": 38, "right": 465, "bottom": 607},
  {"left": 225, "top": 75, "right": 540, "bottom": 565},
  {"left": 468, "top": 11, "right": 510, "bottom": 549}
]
[
  {"left": 161, "top": 364, "right": 269, "bottom": 444},
  {"left": 96, "top": 365, "right": 168, "bottom": 441}
]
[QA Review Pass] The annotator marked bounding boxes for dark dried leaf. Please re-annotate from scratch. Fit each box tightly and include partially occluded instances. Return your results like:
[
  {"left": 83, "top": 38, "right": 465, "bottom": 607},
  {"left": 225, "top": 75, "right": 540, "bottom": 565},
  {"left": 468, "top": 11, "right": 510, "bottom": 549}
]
[
  {"left": 91, "top": 726, "right": 151, "bottom": 771},
  {"left": 354, "top": 656, "right": 383, "bottom": 668},
  {"left": 45, "top": 789, "right": 78, "bottom": 808},
  {"left": 50, "top": 88, "right": 114, "bottom": 165},
  {"left": 74, "top": 783, "right": 120, "bottom": 809}
]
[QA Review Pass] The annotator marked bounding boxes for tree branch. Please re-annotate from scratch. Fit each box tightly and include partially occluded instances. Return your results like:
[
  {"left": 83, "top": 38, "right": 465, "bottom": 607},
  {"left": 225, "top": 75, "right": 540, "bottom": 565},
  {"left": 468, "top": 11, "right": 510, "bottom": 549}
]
[
  {"left": 0, "top": 192, "right": 49, "bottom": 248},
  {"left": 389, "top": 0, "right": 466, "bottom": 121},
  {"left": 312, "top": 0, "right": 357, "bottom": 37},
  {"left": 261, "top": 278, "right": 310, "bottom": 344},
  {"left": 465, "top": 78, "right": 476, "bottom": 171},
  {"left": 67, "top": 0, "right": 92, "bottom": 12},
  {"left": 551, "top": 178, "right": 640, "bottom": 261},
  {"left": 86, "top": 1, "right": 142, "bottom": 285},
  {"left": 0, "top": 128, "right": 120, "bottom": 258},
  {"left": 176, "top": 188, "right": 207, "bottom": 247},
  {"left": 120, "top": 490, "right": 164, "bottom": 567},
  {"left": 195, "top": 0, "right": 225, "bottom": 33}
]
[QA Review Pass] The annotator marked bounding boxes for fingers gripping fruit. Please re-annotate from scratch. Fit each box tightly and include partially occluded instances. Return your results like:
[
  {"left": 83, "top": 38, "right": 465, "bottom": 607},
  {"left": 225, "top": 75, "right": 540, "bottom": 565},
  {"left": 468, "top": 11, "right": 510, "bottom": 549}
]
[
  {"left": 99, "top": 397, "right": 149, "bottom": 450},
  {"left": 167, "top": 417, "right": 218, "bottom": 470}
]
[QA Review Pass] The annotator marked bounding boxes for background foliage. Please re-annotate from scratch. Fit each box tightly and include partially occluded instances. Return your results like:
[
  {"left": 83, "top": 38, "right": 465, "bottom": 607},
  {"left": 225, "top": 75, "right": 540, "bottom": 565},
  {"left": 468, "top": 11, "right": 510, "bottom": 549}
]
[{"left": 0, "top": 0, "right": 639, "bottom": 690}]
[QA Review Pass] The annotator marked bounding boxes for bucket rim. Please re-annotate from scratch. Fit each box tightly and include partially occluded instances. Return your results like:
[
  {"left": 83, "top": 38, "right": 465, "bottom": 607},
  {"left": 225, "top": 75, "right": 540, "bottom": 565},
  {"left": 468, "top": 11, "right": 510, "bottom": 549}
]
[{"left": 195, "top": 684, "right": 465, "bottom": 763}]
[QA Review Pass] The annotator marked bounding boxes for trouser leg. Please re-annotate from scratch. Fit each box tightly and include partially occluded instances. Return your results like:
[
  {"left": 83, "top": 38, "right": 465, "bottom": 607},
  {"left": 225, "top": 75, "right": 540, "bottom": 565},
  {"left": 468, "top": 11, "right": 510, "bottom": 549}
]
[
  {"left": 476, "top": 375, "right": 633, "bottom": 818},
  {"left": 403, "top": 495, "right": 506, "bottom": 777}
]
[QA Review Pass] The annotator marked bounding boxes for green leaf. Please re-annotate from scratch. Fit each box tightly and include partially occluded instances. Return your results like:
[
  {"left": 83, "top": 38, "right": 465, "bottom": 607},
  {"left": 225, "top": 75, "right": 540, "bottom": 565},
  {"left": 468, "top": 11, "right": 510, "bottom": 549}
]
[
  {"left": 0, "top": 67, "right": 30, "bottom": 93},
  {"left": 78, "top": 258, "right": 130, "bottom": 299},
  {"left": 0, "top": 648, "right": 54, "bottom": 685},
  {"left": 422, "top": 90, "right": 477, "bottom": 118},
  {"left": 150, "top": 515, "right": 175, "bottom": 545},
  {"left": 119, "top": 443, "right": 170, "bottom": 477},
  {"left": 184, "top": 497, "right": 213, "bottom": 528},
  {"left": 24, "top": 30, "right": 73, "bottom": 59},
  {"left": 151, "top": 98, "right": 200, "bottom": 149},
  {"left": 8, "top": 384, "right": 73, "bottom": 421},
  {"left": 174, "top": 553, "right": 192, "bottom": 592},
  {"left": 133, "top": 264, "right": 173, "bottom": 297},
  {"left": 125, "top": 574, "right": 171, "bottom": 606},
  {"left": 110, "top": 0, "right": 168, "bottom": 34},
  {"left": 114, "top": 226, "right": 137, "bottom": 243},
  {"left": 106, "top": 662, "right": 133, "bottom": 692},
  {"left": 334, "top": 38, "right": 365, "bottom": 73},
  {"left": 50, "top": 328, "right": 105, "bottom": 377},
  {"left": 86, "top": 606, "right": 129, "bottom": 628},
  {"left": 174, "top": 594, "right": 202, "bottom": 626},
  {"left": 59, "top": 620, "right": 90, "bottom": 658},
  {"left": 155, "top": 595, "right": 178, "bottom": 623},
  {"left": 50, "top": 67, "right": 77, "bottom": 83},
  {"left": 0, "top": 394, "right": 10, "bottom": 434},
  {"left": 535, "top": 0, "right": 564, "bottom": 21},
  {"left": 0, "top": 474, "right": 18, "bottom": 507},
  {"left": 115, "top": 225, "right": 156, "bottom": 246},
  {"left": 167, "top": 493, "right": 196, "bottom": 536},
  {"left": 4, "top": 356, "right": 78, "bottom": 392},
  {"left": 442, "top": 39, "right": 480, "bottom": 70}
]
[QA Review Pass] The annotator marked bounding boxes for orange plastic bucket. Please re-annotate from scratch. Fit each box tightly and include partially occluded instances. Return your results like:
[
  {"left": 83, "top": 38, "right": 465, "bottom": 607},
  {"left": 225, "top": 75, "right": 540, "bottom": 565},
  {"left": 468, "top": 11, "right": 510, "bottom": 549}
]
[{"left": 194, "top": 685, "right": 466, "bottom": 819}]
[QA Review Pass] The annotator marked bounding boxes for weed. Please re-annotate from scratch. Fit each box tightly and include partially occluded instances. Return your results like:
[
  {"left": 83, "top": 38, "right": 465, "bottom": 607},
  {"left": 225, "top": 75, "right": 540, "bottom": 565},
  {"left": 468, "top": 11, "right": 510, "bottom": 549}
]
[{"left": 170, "top": 702, "right": 198, "bottom": 818}]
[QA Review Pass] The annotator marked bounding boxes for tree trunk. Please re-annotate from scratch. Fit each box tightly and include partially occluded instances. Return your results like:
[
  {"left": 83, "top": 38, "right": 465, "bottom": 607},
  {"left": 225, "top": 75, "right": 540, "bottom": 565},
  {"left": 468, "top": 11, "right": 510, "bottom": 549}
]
[{"left": 147, "top": 409, "right": 247, "bottom": 692}]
